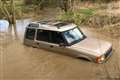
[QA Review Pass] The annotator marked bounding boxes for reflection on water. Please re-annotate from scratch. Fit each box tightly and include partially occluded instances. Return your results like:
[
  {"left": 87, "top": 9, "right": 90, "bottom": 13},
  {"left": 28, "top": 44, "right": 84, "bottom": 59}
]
[
  {"left": 0, "top": 20, "right": 9, "bottom": 32},
  {"left": 16, "top": 19, "right": 32, "bottom": 41},
  {"left": 0, "top": 19, "right": 32, "bottom": 42},
  {"left": 16, "top": 19, "right": 32, "bottom": 32},
  {"left": 0, "top": 19, "right": 32, "bottom": 44},
  {"left": 0, "top": 19, "right": 31, "bottom": 32}
]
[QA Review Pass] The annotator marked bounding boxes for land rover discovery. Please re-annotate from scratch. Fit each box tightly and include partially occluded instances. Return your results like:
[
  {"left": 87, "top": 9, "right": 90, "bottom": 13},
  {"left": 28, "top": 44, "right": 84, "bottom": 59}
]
[{"left": 24, "top": 21, "right": 112, "bottom": 63}]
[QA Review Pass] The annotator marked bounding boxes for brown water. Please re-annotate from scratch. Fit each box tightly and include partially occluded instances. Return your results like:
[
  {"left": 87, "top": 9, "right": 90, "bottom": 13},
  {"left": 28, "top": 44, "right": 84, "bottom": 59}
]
[{"left": 0, "top": 19, "right": 120, "bottom": 80}]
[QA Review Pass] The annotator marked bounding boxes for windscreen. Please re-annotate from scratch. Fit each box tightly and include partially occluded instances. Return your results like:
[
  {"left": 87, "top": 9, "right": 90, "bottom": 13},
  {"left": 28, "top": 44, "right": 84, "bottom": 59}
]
[{"left": 63, "top": 28, "right": 85, "bottom": 44}]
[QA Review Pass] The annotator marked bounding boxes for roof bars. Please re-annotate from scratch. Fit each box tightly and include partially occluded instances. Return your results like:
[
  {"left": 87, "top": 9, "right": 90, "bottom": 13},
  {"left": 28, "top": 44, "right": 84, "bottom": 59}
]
[{"left": 54, "top": 22, "right": 69, "bottom": 29}]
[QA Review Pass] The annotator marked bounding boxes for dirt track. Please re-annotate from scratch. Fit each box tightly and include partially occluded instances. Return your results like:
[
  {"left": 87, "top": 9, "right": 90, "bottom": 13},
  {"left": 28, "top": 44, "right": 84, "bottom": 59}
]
[{"left": 0, "top": 20, "right": 120, "bottom": 80}]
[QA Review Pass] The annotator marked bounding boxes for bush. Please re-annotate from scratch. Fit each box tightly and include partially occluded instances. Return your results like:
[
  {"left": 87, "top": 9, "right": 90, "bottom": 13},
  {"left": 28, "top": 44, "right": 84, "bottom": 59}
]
[
  {"left": 57, "top": 8, "right": 95, "bottom": 25},
  {"left": 87, "top": 14, "right": 120, "bottom": 27}
]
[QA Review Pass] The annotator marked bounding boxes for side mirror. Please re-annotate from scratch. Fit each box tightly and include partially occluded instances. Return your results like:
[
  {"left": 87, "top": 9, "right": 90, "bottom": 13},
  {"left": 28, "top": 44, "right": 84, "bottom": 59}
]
[{"left": 59, "top": 43, "right": 66, "bottom": 47}]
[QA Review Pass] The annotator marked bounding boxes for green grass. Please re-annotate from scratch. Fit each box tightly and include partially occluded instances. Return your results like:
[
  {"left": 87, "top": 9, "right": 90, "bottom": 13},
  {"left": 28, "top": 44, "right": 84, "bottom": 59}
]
[{"left": 79, "top": 8, "right": 95, "bottom": 16}]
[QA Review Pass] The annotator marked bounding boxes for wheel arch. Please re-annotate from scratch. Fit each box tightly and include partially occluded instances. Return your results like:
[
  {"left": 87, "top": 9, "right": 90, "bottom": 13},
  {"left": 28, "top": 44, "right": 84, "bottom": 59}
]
[{"left": 77, "top": 54, "right": 94, "bottom": 62}]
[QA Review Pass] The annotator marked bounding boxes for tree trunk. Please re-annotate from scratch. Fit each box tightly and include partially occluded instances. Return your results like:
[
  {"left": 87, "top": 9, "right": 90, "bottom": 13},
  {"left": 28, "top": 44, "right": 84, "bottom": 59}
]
[
  {"left": 0, "top": 0, "right": 17, "bottom": 38},
  {"left": 11, "top": 0, "right": 18, "bottom": 38},
  {"left": 60, "top": 0, "right": 74, "bottom": 12},
  {"left": 0, "top": 0, "right": 11, "bottom": 21}
]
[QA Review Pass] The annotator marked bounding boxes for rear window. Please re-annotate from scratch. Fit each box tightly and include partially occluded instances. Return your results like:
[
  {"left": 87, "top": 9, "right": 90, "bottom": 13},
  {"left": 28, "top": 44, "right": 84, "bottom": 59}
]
[{"left": 25, "top": 28, "right": 36, "bottom": 40}]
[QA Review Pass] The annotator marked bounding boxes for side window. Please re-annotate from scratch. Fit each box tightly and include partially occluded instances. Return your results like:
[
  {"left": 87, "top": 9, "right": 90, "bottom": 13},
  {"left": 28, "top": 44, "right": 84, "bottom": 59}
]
[
  {"left": 25, "top": 28, "right": 36, "bottom": 40},
  {"left": 36, "top": 29, "right": 50, "bottom": 42},
  {"left": 36, "top": 29, "right": 65, "bottom": 44},
  {"left": 50, "top": 31, "right": 65, "bottom": 44}
]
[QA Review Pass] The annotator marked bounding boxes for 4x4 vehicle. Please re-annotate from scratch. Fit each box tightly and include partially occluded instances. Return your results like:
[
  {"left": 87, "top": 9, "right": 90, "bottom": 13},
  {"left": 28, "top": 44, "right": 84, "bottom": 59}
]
[{"left": 24, "top": 21, "right": 112, "bottom": 63}]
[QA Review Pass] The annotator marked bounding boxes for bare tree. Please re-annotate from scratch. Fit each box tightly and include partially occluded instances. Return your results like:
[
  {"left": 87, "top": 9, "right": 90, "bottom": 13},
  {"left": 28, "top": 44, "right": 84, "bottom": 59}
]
[
  {"left": 0, "top": 0, "right": 17, "bottom": 37},
  {"left": 59, "top": 0, "right": 75, "bottom": 12},
  {"left": 11, "top": 0, "right": 17, "bottom": 37}
]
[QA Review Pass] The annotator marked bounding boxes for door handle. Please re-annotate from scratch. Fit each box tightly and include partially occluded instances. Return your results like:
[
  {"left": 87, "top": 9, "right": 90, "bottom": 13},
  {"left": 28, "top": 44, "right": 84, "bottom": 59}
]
[
  {"left": 37, "top": 43, "right": 39, "bottom": 45},
  {"left": 50, "top": 45, "right": 54, "bottom": 48}
]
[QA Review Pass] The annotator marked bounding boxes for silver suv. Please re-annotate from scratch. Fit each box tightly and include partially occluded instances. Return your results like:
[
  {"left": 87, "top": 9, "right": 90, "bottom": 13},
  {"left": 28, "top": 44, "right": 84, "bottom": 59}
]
[{"left": 24, "top": 21, "right": 112, "bottom": 63}]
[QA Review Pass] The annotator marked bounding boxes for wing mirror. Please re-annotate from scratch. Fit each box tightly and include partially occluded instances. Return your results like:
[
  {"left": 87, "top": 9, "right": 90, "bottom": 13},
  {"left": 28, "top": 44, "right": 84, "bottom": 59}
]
[{"left": 59, "top": 43, "right": 66, "bottom": 47}]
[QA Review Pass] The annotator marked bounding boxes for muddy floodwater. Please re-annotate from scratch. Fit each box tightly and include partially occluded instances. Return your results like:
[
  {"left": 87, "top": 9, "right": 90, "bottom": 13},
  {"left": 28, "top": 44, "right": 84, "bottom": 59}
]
[{"left": 0, "top": 19, "right": 120, "bottom": 80}]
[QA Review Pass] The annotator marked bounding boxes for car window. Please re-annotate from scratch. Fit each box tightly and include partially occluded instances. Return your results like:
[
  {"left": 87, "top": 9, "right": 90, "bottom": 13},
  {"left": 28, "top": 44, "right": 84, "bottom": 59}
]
[
  {"left": 36, "top": 29, "right": 65, "bottom": 44},
  {"left": 63, "top": 28, "right": 84, "bottom": 45},
  {"left": 50, "top": 31, "right": 65, "bottom": 44},
  {"left": 25, "top": 28, "right": 36, "bottom": 40},
  {"left": 36, "top": 29, "right": 50, "bottom": 42}
]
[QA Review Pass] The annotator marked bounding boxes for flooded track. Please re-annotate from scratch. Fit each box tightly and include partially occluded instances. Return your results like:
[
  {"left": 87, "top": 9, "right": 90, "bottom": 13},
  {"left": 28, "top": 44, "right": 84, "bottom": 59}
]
[{"left": 0, "top": 20, "right": 120, "bottom": 80}]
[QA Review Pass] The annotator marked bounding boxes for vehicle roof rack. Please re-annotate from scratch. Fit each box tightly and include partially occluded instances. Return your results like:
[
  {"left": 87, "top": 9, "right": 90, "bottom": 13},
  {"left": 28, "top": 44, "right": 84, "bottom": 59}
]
[
  {"left": 35, "top": 20, "right": 73, "bottom": 29},
  {"left": 37, "top": 20, "right": 51, "bottom": 24},
  {"left": 28, "top": 23, "right": 39, "bottom": 28},
  {"left": 53, "top": 22, "right": 69, "bottom": 29}
]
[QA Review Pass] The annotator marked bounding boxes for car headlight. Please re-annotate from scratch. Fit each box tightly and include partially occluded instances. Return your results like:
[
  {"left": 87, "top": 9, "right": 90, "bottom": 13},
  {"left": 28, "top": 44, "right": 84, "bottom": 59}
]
[{"left": 96, "top": 55, "right": 105, "bottom": 63}]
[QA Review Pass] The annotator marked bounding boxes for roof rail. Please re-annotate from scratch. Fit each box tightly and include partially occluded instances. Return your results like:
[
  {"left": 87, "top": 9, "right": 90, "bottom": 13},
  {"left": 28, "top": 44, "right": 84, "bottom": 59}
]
[
  {"left": 54, "top": 22, "right": 70, "bottom": 29},
  {"left": 37, "top": 20, "right": 51, "bottom": 24},
  {"left": 28, "top": 23, "right": 39, "bottom": 28}
]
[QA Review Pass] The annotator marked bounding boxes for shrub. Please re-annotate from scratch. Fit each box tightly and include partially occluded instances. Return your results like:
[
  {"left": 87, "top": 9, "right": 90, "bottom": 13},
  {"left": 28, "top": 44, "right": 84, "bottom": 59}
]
[{"left": 57, "top": 8, "right": 95, "bottom": 25}]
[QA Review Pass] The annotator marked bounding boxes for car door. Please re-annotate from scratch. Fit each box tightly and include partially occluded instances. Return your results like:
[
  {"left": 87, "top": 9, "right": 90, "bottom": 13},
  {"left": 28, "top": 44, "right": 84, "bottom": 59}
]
[
  {"left": 48, "top": 31, "right": 76, "bottom": 56},
  {"left": 35, "top": 29, "right": 78, "bottom": 56},
  {"left": 35, "top": 29, "right": 65, "bottom": 52},
  {"left": 49, "top": 31, "right": 85, "bottom": 57},
  {"left": 34, "top": 29, "right": 52, "bottom": 50},
  {"left": 48, "top": 31, "right": 67, "bottom": 53}
]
